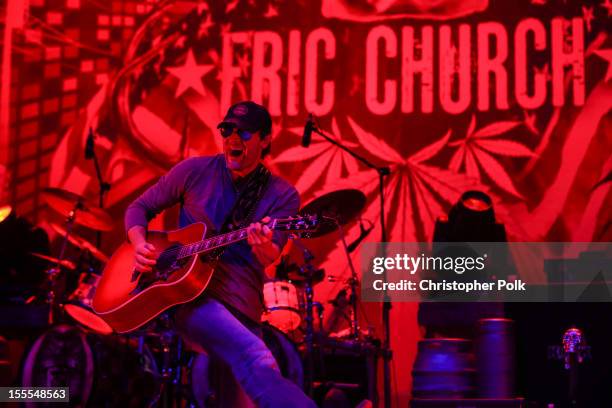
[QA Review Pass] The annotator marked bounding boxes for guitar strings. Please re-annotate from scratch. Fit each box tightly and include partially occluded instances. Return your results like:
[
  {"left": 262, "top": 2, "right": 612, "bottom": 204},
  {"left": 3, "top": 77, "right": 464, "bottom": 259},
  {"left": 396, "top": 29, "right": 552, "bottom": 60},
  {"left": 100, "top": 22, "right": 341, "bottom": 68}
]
[{"left": 154, "top": 218, "right": 312, "bottom": 260}]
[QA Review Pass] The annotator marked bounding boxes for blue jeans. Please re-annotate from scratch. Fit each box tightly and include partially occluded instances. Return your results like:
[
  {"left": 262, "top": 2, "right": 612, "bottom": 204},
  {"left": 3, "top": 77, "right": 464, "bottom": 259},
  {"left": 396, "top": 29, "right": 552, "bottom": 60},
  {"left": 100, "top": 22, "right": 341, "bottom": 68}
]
[{"left": 174, "top": 297, "right": 316, "bottom": 408}]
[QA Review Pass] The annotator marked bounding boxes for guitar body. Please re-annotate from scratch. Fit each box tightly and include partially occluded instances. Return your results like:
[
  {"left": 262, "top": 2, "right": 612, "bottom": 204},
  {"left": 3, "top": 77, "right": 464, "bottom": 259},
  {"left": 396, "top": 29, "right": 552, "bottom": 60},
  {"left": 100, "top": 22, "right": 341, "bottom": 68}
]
[{"left": 92, "top": 222, "right": 213, "bottom": 333}]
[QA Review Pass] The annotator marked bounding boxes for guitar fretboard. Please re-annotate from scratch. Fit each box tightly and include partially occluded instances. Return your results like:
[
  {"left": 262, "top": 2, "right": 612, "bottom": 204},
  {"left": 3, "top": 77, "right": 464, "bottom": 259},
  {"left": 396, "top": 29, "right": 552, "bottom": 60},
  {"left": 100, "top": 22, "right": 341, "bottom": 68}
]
[{"left": 177, "top": 219, "right": 279, "bottom": 259}]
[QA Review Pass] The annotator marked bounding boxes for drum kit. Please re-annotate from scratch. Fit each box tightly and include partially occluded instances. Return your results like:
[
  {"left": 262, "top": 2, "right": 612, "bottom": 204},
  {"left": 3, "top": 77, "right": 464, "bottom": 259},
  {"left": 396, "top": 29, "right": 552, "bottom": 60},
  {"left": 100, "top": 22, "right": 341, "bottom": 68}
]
[{"left": 20, "top": 186, "right": 380, "bottom": 406}]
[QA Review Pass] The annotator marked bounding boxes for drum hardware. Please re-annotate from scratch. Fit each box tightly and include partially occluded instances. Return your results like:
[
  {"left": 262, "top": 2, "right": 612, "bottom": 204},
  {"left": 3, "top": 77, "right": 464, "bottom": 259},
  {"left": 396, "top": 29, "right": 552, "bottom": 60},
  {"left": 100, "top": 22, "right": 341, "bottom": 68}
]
[
  {"left": 311, "top": 334, "right": 382, "bottom": 407},
  {"left": 312, "top": 301, "right": 325, "bottom": 334},
  {"left": 300, "top": 113, "right": 393, "bottom": 407},
  {"left": 297, "top": 189, "right": 373, "bottom": 396},
  {"left": 41, "top": 188, "right": 114, "bottom": 232},
  {"left": 299, "top": 189, "right": 366, "bottom": 239},
  {"left": 337, "top": 221, "right": 361, "bottom": 340},
  {"left": 84, "top": 126, "right": 112, "bottom": 247},
  {"left": 301, "top": 189, "right": 367, "bottom": 340},
  {"left": 63, "top": 267, "right": 113, "bottom": 334},
  {"left": 40, "top": 188, "right": 107, "bottom": 325},
  {"left": 38, "top": 187, "right": 113, "bottom": 331},
  {"left": 49, "top": 222, "right": 110, "bottom": 263},
  {"left": 145, "top": 313, "right": 195, "bottom": 408},
  {"left": 29, "top": 252, "right": 76, "bottom": 270},
  {"left": 293, "top": 240, "right": 319, "bottom": 398}
]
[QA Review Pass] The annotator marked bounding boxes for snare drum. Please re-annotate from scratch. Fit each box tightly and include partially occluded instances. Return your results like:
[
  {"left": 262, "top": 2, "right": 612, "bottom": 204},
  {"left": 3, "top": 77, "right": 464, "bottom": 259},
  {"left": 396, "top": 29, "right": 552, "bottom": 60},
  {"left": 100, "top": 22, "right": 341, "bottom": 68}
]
[
  {"left": 262, "top": 281, "right": 302, "bottom": 333},
  {"left": 64, "top": 271, "right": 113, "bottom": 334}
]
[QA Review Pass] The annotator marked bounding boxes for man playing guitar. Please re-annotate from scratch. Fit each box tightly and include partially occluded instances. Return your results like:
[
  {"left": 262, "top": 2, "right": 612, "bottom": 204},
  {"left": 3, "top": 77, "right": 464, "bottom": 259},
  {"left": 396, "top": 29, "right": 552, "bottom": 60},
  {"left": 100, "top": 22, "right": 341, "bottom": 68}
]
[{"left": 124, "top": 101, "right": 315, "bottom": 407}]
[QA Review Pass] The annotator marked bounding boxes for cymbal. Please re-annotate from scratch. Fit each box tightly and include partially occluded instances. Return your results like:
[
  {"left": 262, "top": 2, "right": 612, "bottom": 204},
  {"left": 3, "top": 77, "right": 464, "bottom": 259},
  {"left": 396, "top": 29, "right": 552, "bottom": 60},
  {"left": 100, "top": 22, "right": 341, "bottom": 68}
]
[
  {"left": 30, "top": 252, "right": 76, "bottom": 270},
  {"left": 49, "top": 223, "right": 110, "bottom": 263},
  {"left": 41, "top": 188, "right": 114, "bottom": 231},
  {"left": 299, "top": 189, "right": 366, "bottom": 238}
]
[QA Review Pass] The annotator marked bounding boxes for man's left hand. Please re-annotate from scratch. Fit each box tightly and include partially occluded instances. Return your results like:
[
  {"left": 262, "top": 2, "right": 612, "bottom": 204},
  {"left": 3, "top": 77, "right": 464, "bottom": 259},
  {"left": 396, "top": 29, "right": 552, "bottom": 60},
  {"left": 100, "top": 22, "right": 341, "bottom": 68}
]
[
  {"left": 247, "top": 216, "right": 273, "bottom": 246},
  {"left": 247, "top": 216, "right": 280, "bottom": 266}
]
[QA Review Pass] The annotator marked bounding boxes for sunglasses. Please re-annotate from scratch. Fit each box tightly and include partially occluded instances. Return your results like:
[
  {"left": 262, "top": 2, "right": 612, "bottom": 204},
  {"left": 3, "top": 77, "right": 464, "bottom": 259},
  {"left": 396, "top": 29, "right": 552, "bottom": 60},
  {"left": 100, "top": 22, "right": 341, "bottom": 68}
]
[{"left": 217, "top": 124, "right": 255, "bottom": 141}]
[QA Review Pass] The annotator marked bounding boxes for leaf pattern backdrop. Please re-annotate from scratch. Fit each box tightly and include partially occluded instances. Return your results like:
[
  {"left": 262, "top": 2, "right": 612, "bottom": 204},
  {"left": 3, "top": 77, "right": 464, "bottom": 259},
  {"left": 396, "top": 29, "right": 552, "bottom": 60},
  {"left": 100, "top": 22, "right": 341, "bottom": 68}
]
[{"left": 3, "top": 0, "right": 611, "bottom": 405}]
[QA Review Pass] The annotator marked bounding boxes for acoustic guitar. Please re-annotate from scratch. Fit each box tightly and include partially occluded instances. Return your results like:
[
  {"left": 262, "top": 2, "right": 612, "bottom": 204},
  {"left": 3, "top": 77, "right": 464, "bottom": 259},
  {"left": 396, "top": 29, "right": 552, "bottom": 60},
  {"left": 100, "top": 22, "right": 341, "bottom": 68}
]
[{"left": 92, "top": 216, "right": 320, "bottom": 333}]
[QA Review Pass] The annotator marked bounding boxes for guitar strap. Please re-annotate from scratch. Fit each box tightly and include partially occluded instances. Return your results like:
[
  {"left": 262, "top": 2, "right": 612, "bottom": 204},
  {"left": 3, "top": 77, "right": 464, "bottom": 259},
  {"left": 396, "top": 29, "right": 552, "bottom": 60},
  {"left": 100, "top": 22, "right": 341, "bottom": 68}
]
[{"left": 208, "top": 163, "right": 271, "bottom": 260}]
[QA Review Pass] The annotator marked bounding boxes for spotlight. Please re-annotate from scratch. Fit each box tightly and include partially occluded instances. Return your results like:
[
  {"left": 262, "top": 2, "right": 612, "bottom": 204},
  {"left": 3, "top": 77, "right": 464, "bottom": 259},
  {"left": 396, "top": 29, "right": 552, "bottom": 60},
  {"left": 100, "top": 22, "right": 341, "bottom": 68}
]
[
  {"left": 434, "top": 190, "right": 506, "bottom": 243},
  {"left": 0, "top": 205, "right": 12, "bottom": 223},
  {"left": 419, "top": 190, "right": 508, "bottom": 338}
]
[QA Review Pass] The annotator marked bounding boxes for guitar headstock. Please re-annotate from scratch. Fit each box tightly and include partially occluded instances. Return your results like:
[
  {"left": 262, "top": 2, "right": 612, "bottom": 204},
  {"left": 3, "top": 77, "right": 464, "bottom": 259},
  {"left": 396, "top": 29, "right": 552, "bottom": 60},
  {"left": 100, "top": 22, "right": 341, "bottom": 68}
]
[{"left": 272, "top": 215, "right": 320, "bottom": 236}]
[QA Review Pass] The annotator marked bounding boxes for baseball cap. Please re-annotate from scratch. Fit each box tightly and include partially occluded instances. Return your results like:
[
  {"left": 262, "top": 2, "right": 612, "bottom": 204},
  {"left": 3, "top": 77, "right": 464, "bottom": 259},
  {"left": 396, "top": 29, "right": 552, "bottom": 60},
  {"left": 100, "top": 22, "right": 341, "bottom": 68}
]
[{"left": 218, "top": 101, "right": 272, "bottom": 133}]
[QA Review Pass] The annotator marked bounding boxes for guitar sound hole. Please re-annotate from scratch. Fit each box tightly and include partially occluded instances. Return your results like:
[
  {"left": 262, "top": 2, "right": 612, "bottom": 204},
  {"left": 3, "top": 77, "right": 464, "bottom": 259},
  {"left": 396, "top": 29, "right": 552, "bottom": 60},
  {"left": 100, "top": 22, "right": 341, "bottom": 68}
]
[
  {"left": 131, "top": 245, "right": 187, "bottom": 295},
  {"left": 156, "top": 245, "right": 182, "bottom": 272}
]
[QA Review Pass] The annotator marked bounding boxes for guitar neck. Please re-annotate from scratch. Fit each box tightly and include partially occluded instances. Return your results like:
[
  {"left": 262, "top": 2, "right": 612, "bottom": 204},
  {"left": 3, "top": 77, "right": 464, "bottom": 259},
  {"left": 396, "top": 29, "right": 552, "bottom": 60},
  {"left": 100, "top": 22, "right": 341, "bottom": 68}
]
[{"left": 177, "top": 219, "right": 279, "bottom": 259}]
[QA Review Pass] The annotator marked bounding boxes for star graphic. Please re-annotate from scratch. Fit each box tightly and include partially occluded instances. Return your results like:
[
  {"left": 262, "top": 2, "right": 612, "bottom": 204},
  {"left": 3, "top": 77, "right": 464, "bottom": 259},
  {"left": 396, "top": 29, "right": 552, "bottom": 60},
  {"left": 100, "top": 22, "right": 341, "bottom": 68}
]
[
  {"left": 264, "top": 3, "right": 279, "bottom": 17},
  {"left": 602, "top": 0, "right": 612, "bottom": 17},
  {"left": 582, "top": 6, "right": 594, "bottom": 32},
  {"left": 237, "top": 52, "right": 251, "bottom": 77},
  {"left": 166, "top": 49, "right": 214, "bottom": 98},
  {"left": 594, "top": 48, "right": 612, "bottom": 82},
  {"left": 198, "top": 14, "right": 214, "bottom": 38}
]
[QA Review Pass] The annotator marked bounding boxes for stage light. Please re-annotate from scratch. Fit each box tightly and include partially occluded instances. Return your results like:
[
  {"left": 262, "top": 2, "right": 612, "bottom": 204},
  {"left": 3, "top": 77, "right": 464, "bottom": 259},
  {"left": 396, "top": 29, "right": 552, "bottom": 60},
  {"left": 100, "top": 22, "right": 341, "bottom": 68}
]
[
  {"left": 419, "top": 190, "right": 508, "bottom": 338},
  {"left": 433, "top": 190, "right": 506, "bottom": 243},
  {"left": 0, "top": 205, "right": 13, "bottom": 223}
]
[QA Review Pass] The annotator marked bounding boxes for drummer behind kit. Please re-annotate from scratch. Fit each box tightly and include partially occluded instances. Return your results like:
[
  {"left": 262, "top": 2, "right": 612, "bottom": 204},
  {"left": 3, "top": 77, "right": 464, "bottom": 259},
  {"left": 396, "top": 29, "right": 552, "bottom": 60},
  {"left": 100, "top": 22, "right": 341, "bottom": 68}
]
[{"left": 19, "top": 187, "right": 380, "bottom": 406}]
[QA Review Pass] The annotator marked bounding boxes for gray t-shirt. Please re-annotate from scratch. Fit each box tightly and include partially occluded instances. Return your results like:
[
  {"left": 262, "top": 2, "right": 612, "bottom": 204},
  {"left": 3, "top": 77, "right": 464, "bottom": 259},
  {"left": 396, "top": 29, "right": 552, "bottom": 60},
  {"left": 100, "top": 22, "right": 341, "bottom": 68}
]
[{"left": 124, "top": 154, "right": 300, "bottom": 322}]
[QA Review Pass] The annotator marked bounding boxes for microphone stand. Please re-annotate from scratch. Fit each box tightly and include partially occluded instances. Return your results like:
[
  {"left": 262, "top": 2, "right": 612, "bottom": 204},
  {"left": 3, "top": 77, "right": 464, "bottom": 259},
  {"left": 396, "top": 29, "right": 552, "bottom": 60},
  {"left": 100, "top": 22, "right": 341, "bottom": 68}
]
[
  {"left": 87, "top": 128, "right": 111, "bottom": 248},
  {"left": 309, "top": 121, "right": 392, "bottom": 408}
]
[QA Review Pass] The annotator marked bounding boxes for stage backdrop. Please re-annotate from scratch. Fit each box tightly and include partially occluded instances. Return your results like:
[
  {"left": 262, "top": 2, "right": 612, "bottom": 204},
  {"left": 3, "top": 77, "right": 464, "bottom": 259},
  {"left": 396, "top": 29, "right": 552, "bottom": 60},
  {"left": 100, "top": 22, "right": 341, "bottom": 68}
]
[{"left": 1, "top": 0, "right": 611, "bottom": 405}]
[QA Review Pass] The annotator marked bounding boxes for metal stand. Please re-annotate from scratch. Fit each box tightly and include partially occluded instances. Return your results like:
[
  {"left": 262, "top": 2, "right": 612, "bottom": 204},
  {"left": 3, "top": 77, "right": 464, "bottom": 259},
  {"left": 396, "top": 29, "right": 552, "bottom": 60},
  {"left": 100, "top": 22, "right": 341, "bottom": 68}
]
[
  {"left": 146, "top": 313, "right": 193, "bottom": 408},
  {"left": 336, "top": 221, "right": 360, "bottom": 339},
  {"left": 310, "top": 119, "right": 392, "bottom": 407},
  {"left": 86, "top": 127, "right": 111, "bottom": 248},
  {"left": 294, "top": 240, "right": 319, "bottom": 398},
  {"left": 46, "top": 202, "right": 81, "bottom": 325}
]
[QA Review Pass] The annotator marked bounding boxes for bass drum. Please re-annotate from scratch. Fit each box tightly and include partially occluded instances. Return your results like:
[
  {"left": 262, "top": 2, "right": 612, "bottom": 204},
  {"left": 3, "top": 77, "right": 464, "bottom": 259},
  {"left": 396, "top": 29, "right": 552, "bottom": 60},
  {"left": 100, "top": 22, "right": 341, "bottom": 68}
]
[
  {"left": 190, "top": 323, "right": 304, "bottom": 407},
  {"left": 261, "top": 280, "right": 302, "bottom": 333},
  {"left": 21, "top": 325, "right": 159, "bottom": 407},
  {"left": 64, "top": 271, "right": 113, "bottom": 335}
]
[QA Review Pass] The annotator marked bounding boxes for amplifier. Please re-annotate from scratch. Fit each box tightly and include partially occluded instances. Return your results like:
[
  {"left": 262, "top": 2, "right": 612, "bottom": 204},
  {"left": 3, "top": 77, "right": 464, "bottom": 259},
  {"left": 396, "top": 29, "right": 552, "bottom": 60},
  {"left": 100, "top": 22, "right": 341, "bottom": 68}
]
[
  {"left": 311, "top": 337, "right": 380, "bottom": 406},
  {"left": 410, "top": 398, "right": 530, "bottom": 408}
]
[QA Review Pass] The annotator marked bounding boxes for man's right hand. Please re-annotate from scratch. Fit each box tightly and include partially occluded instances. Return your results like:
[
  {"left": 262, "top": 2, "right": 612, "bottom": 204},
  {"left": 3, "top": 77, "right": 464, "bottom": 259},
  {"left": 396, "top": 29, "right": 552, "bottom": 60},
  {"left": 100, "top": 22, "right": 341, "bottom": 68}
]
[
  {"left": 128, "top": 225, "right": 157, "bottom": 273},
  {"left": 134, "top": 242, "right": 157, "bottom": 273}
]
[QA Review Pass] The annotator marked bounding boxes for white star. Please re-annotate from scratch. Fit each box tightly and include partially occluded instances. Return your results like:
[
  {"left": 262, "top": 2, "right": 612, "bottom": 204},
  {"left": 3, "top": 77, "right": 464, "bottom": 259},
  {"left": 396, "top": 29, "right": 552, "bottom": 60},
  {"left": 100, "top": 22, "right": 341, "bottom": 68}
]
[
  {"left": 166, "top": 49, "right": 214, "bottom": 98},
  {"left": 582, "top": 6, "right": 595, "bottom": 32}
]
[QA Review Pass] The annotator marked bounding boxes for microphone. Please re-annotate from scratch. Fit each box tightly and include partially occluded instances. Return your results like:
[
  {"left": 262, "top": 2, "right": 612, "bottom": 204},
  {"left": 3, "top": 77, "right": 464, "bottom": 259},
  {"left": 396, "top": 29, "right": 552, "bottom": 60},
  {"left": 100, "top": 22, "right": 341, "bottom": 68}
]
[
  {"left": 85, "top": 127, "right": 95, "bottom": 160},
  {"left": 347, "top": 220, "right": 374, "bottom": 253},
  {"left": 302, "top": 113, "right": 314, "bottom": 148}
]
